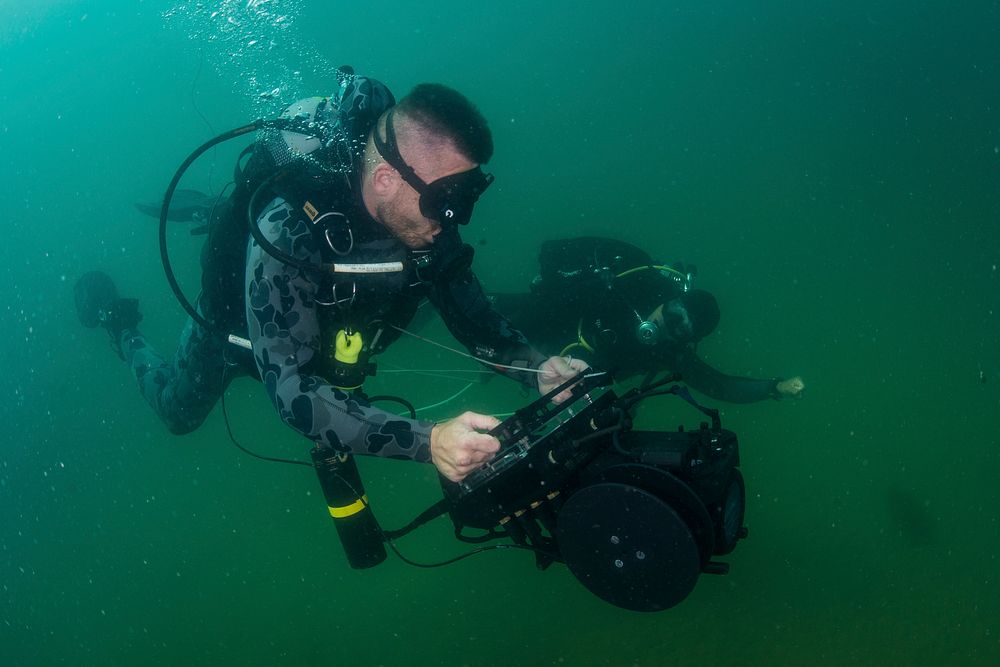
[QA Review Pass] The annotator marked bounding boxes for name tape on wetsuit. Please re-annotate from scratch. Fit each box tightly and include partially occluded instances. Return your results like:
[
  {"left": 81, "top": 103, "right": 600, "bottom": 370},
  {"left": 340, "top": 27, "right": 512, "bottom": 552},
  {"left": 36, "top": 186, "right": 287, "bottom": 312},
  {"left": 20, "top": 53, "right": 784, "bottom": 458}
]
[
  {"left": 331, "top": 262, "right": 405, "bottom": 274},
  {"left": 227, "top": 334, "right": 253, "bottom": 350}
]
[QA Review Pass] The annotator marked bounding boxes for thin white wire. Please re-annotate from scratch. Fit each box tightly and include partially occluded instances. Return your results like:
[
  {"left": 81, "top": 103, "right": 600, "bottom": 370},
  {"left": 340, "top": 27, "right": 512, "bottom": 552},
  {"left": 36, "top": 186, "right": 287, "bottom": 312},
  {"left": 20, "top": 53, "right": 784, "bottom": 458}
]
[
  {"left": 386, "top": 326, "right": 596, "bottom": 416},
  {"left": 414, "top": 381, "right": 477, "bottom": 414},
  {"left": 386, "top": 326, "right": 529, "bottom": 415},
  {"left": 378, "top": 368, "right": 492, "bottom": 374},
  {"left": 390, "top": 325, "right": 545, "bottom": 374},
  {"left": 379, "top": 368, "right": 492, "bottom": 383}
]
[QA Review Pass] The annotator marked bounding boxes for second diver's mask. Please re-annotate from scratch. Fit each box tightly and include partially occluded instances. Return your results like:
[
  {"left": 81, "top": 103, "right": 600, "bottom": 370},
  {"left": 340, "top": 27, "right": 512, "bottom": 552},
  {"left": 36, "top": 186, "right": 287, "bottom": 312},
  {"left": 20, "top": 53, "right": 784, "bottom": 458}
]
[
  {"left": 635, "top": 298, "right": 694, "bottom": 346},
  {"left": 373, "top": 108, "right": 494, "bottom": 226}
]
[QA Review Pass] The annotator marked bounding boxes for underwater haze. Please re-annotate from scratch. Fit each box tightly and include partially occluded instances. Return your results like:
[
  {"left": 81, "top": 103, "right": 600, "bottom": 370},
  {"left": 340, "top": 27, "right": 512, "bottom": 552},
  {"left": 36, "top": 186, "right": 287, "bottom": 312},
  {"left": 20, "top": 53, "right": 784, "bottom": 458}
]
[{"left": 2, "top": 0, "right": 999, "bottom": 664}]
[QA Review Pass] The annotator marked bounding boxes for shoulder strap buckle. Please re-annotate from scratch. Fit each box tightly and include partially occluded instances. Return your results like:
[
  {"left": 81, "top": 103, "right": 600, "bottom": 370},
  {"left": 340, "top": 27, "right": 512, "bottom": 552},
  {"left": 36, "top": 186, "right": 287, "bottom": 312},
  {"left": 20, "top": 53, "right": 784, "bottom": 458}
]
[{"left": 303, "top": 203, "right": 353, "bottom": 257}]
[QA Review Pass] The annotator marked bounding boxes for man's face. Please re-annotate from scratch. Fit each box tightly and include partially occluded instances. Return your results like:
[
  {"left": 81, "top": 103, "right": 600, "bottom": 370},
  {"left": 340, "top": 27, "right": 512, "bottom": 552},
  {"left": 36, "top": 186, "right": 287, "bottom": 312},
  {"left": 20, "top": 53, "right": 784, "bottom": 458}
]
[{"left": 376, "top": 144, "right": 476, "bottom": 249}]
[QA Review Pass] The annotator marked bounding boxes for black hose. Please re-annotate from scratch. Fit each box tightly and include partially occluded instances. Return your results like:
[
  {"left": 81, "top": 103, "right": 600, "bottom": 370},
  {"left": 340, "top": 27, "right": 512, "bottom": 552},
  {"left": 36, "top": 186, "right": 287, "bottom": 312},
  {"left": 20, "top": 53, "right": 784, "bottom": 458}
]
[
  {"left": 366, "top": 394, "right": 417, "bottom": 419},
  {"left": 159, "top": 121, "right": 265, "bottom": 333},
  {"left": 245, "top": 174, "right": 332, "bottom": 274},
  {"left": 158, "top": 116, "right": 330, "bottom": 334}
]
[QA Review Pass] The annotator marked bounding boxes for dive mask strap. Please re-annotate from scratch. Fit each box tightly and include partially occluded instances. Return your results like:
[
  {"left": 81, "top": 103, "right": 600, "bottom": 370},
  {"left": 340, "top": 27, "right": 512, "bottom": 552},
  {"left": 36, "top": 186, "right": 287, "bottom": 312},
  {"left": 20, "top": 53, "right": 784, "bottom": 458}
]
[
  {"left": 373, "top": 108, "right": 429, "bottom": 196},
  {"left": 373, "top": 108, "right": 493, "bottom": 225}
]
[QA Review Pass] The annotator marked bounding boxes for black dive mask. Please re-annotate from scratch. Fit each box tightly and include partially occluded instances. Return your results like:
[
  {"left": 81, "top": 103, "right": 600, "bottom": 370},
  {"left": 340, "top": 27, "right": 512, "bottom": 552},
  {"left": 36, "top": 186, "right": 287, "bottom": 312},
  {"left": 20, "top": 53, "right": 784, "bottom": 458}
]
[
  {"left": 373, "top": 108, "right": 494, "bottom": 226},
  {"left": 660, "top": 299, "right": 695, "bottom": 343},
  {"left": 633, "top": 299, "right": 694, "bottom": 346}
]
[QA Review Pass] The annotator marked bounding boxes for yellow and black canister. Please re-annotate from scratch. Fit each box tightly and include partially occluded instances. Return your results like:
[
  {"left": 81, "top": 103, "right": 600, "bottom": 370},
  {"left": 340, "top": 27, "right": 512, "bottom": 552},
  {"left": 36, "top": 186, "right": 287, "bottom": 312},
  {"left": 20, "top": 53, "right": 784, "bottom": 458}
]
[
  {"left": 310, "top": 446, "right": 387, "bottom": 569},
  {"left": 309, "top": 326, "right": 386, "bottom": 567}
]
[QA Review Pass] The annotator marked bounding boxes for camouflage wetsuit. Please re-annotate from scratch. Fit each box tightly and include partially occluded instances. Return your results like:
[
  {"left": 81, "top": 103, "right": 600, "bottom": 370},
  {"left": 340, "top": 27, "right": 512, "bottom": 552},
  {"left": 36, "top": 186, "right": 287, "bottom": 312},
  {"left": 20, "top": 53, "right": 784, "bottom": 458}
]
[
  {"left": 244, "top": 198, "right": 542, "bottom": 461},
  {"left": 117, "top": 76, "right": 543, "bottom": 459}
]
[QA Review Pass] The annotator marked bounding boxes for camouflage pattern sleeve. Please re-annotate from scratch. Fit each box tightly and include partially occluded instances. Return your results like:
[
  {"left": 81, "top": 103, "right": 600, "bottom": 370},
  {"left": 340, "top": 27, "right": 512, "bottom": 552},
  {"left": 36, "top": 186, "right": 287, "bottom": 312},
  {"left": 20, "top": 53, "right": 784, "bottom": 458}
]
[
  {"left": 427, "top": 253, "right": 547, "bottom": 389},
  {"left": 245, "top": 198, "right": 435, "bottom": 461}
]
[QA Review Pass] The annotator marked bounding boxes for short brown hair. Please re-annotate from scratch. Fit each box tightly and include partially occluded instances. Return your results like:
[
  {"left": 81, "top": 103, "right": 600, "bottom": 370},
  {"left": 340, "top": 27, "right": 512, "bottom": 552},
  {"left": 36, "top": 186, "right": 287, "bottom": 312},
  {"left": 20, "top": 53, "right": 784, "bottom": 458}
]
[{"left": 395, "top": 83, "right": 493, "bottom": 164}]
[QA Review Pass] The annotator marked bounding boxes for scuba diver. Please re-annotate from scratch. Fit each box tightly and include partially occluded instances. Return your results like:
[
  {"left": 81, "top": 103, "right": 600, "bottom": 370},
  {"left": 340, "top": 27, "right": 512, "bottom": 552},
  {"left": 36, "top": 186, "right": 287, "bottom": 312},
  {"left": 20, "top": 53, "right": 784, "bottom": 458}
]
[
  {"left": 74, "top": 71, "right": 586, "bottom": 484},
  {"left": 491, "top": 237, "right": 805, "bottom": 403},
  {"left": 73, "top": 77, "right": 757, "bottom": 607}
]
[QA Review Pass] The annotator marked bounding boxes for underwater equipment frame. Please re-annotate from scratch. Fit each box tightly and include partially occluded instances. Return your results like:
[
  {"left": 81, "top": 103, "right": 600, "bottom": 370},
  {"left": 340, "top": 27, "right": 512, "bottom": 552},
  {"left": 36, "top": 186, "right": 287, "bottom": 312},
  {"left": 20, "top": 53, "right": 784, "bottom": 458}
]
[{"left": 335, "top": 371, "right": 749, "bottom": 612}]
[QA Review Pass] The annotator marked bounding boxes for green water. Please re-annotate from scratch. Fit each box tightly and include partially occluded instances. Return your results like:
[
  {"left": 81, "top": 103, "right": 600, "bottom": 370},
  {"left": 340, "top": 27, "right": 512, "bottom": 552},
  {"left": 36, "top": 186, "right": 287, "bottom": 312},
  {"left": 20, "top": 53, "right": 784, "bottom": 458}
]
[{"left": 2, "top": 1, "right": 998, "bottom": 664}]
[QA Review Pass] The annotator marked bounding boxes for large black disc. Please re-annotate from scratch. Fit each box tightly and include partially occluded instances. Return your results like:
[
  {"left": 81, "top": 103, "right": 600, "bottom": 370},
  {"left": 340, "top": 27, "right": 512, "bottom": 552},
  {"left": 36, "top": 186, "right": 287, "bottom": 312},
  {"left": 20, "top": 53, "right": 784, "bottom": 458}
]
[
  {"left": 556, "top": 482, "right": 701, "bottom": 612},
  {"left": 597, "top": 463, "right": 715, "bottom": 565}
]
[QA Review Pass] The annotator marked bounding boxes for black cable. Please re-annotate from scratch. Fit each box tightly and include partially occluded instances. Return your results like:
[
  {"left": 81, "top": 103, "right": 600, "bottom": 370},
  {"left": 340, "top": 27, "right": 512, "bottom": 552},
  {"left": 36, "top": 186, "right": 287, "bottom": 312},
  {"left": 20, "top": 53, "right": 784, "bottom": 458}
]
[
  {"left": 574, "top": 412, "right": 626, "bottom": 448},
  {"left": 636, "top": 372, "right": 683, "bottom": 395},
  {"left": 245, "top": 175, "right": 338, "bottom": 275},
  {"left": 159, "top": 116, "right": 332, "bottom": 334},
  {"left": 454, "top": 527, "right": 506, "bottom": 544},
  {"left": 623, "top": 387, "right": 681, "bottom": 412},
  {"left": 220, "top": 358, "right": 312, "bottom": 468},
  {"left": 385, "top": 539, "right": 556, "bottom": 569},
  {"left": 328, "top": 461, "right": 565, "bottom": 569},
  {"left": 160, "top": 121, "right": 265, "bottom": 333},
  {"left": 366, "top": 395, "right": 416, "bottom": 419}
]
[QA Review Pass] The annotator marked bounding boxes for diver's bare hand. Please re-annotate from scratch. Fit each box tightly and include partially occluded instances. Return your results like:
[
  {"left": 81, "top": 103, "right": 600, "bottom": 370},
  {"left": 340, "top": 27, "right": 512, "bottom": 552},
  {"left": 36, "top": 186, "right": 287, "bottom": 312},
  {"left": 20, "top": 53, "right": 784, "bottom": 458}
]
[
  {"left": 430, "top": 412, "right": 501, "bottom": 482},
  {"left": 777, "top": 376, "right": 805, "bottom": 398},
  {"left": 537, "top": 355, "right": 591, "bottom": 403}
]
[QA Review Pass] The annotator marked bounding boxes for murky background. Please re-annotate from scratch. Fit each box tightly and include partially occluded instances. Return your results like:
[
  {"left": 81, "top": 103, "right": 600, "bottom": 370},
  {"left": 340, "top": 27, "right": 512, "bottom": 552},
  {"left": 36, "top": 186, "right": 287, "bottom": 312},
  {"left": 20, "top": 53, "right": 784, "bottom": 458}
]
[{"left": 2, "top": 1, "right": 998, "bottom": 664}]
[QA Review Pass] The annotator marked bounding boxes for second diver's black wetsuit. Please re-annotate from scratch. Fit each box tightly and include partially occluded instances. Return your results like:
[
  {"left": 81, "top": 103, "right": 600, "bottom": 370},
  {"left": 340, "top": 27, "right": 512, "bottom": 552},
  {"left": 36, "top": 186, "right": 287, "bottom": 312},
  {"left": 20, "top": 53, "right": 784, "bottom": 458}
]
[
  {"left": 492, "top": 237, "right": 783, "bottom": 404},
  {"left": 119, "top": 75, "right": 544, "bottom": 459}
]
